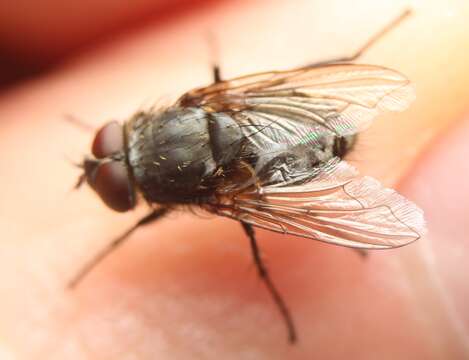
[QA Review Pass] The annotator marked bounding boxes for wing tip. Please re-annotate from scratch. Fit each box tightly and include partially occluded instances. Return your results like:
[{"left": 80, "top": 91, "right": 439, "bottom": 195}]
[
  {"left": 379, "top": 81, "right": 416, "bottom": 112},
  {"left": 352, "top": 175, "right": 427, "bottom": 245}
]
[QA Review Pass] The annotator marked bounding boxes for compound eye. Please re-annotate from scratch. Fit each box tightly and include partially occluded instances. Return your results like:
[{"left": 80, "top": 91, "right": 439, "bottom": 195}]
[
  {"left": 92, "top": 121, "right": 124, "bottom": 158},
  {"left": 93, "top": 161, "right": 135, "bottom": 212}
]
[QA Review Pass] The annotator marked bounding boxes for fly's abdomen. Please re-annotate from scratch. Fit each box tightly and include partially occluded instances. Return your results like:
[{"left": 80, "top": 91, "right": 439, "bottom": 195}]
[{"left": 333, "top": 135, "right": 356, "bottom": 159}]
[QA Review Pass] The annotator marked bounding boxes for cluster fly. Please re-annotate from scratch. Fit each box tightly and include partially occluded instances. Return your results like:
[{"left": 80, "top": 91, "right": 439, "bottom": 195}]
[{"left": 72, "top": 9, "right": 426, "bottom": 344}]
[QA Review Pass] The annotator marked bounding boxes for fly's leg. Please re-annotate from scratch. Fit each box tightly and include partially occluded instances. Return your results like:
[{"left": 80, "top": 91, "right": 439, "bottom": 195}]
[
  {"left": 64, "top": 113, "right": 95, "bottom": 133},
  {"left": 212, "top": 65, "right": 222, "bottom": 83},
  {"left": 68, "top": 207, "right": 170, "bottom": 289},
  {"left": 220, "top": 160, "right": 264, "bottom": 198},
  {"left": 306, "top": 9, "right": 412, "bottom": 67},
  {"left": 205, "top": 31, "right": 223, "bottom": 83},
  {"left": 241, "top": 222, "right": 297, "bottom": 344},
  {"left": 354, "top": 248, "right": 368, "bottom": 258},
  {"left": 238, "top": 160, "right": 264, "bottom": 195}
]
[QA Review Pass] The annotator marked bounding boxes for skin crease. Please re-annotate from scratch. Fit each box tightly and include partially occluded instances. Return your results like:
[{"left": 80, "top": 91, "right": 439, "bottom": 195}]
[{"left": 0, "top": 0, "right": 469, "bottom": 358}]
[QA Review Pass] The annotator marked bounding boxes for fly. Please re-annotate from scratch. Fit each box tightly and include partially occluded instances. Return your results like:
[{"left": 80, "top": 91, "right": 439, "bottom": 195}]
[{"left": 71, "top": 9, "right": 426, "bottom": 344}]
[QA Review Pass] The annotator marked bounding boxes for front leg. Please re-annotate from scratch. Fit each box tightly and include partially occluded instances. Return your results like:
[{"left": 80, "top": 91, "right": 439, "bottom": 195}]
[{"left": 68, "top": 207, "right": 170, "bottom": 288}]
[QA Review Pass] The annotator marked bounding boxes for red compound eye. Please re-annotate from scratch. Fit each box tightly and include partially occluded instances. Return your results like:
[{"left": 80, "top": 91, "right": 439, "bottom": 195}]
[
  {"left": 91, "top": 161, "right": 136, "bottom": 212},
  {"left": 92, "top": 121, "right": 124, "bottom": 159}
]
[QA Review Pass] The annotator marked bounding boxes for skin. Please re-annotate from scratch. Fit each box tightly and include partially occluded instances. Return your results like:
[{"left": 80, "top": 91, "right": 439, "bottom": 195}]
[{"left": 0, "top": 0, "right": 469, "bottom": 358}]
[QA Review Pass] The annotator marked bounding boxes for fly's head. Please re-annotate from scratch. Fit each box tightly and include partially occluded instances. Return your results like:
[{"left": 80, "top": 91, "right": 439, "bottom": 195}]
[{"left": 76, "top": 121, "right": 137, "bottom": 212}]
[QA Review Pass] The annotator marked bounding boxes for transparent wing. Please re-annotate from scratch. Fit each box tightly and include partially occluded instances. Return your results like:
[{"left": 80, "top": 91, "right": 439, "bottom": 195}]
[
  {"left": 210, "top": 159, "right": 426, "bottom": 249},
  {"left": 179, "top": 64, "right": 415, "bottom": 148}
]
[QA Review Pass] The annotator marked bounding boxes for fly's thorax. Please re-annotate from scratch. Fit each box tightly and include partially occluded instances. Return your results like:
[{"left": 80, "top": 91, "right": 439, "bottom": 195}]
[{"left": 125, "top": 107, "right": 243, "bottom": 204}]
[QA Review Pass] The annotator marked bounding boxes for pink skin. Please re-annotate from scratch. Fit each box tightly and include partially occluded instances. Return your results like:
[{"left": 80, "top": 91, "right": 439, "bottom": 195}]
[{"left": 0, "top": 0, "right": 469, "bottom": 358}]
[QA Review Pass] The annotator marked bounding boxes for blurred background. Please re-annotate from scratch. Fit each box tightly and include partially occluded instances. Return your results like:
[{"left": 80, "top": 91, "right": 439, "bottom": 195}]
[{"left": 0, "top": 0, "right": 220, "bottom": 90}]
